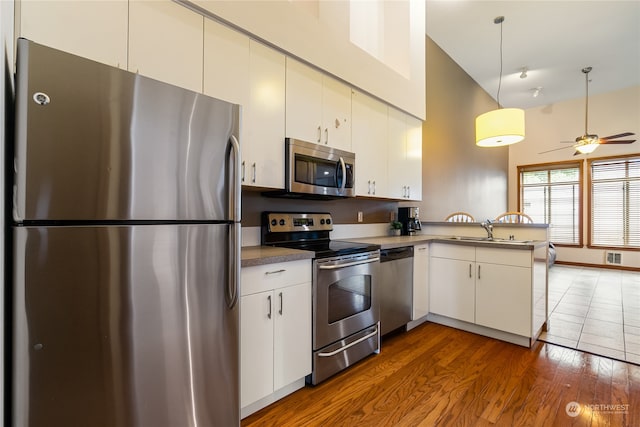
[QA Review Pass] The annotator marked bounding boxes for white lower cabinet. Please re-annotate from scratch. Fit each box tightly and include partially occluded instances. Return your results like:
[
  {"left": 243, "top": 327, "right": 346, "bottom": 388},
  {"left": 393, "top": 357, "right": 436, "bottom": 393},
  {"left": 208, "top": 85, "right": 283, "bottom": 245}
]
[
  {"left": 429, "top": 254, "right": 475, "bottom": 323},
  {"left": 429, "top": 243, "right": 534, "bottom": 342},
  {"left": 240, "top": 260, "right": 311, "bottom": 415},
  {"left": 412, "top": 244, "right": 429, "bottom": 320}
]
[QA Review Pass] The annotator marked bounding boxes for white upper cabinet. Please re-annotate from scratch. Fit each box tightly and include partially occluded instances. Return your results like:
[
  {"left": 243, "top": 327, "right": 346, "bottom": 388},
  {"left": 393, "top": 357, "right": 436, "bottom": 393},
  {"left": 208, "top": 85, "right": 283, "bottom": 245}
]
[
  {"left": 387, "top": 107, "right": 422, "bottom": 200},
  {"left": 244, "top": 40, "right": 286, "bottom": 189},
  {"left": 128, "top": 0, "right": 203, "bottom": 93},
  {"left": 285, "top": 58, "right": 351, "bottom": 151},
  {"left": 16, "top": 0, "right": 128, "bottom": 68},
  {"left": 321, "top": 75, "right": 352, "bottom": 151},
  {"left": 203, "top": 18, "right": 250, "bottom": 106},
  {"left": 351, "top": 90, "right": 388, "bottom": 198},
  {"left": 285, "top": 59, "right": 322, "bottom": 144}
]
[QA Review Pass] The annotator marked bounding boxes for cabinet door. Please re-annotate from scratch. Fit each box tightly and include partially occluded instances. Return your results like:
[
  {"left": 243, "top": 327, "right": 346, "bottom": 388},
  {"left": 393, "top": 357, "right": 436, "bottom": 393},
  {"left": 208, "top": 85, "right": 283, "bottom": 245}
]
[
  {"left": 245, "top": 40, "right": 285, "bottom": 189},
  {"left": 203, "top": 18, "right": 249, "bottom": 106},
  {"left": 273, "top": 283, "right": 311, "bottom": 390},
  {"left": 387, "top": 108, "right": 422, "bottom": 201},
  {"left": 285, "top": 58, "right": 322, "bottom": 144},
  {"left": 17, "top": 0, "right": 128, "bottom": 68},
  {"left": 352, "top": 90, "right": 388, "bottom": 197},
  {"left": 240, "top": 291, "right": 274, "bottom": 408},
  {"left": 321, "top": 76, "right": 352, "bottom": 151},
  {"left": 429, "top": 257, "right": 475, "bottom": 323},
  {"left": 412, "top": 244, "right": 429, "bottom": 319},
  {"left": 405, "top": 115, "right": 423, "bottom": 201},
  {"left": 128, "top": 0, "right": 203, "bottom": 93},
  {"left": 387, "top": 107, "right": 407, "bottom": 199},
  {"left": 476, "top": 263, "right": 532, "bottom": 336}
]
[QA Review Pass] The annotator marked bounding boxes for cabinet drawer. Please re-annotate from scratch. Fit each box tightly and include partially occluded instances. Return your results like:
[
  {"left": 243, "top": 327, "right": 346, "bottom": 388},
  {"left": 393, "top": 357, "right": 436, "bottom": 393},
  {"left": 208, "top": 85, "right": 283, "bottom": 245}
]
[
  {"left": 241, "top": 260, "right": 311, "bottom": 296},
  {"left": 430, "top": 243, "right": 475, "bottom": 261},
  {"left": 476, "top": 247, "right": 531, "bottom": 268}
]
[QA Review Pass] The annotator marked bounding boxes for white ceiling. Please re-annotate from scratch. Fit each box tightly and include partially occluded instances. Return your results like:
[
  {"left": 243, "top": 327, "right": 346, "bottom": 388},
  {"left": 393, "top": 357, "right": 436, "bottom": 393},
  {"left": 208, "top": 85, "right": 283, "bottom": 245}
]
[{"left": 426, "top": 0, "right": 640, "bottom": 110}]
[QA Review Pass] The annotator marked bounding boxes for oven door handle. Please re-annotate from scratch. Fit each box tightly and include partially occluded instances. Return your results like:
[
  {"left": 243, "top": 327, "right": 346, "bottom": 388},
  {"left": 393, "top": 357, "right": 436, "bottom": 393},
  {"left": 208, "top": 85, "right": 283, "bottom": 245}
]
[
  {"left": 318, "top": 257, "right": 380, "bottom": 270},
  {"left": 318, "top": 326, "right": 379, "bottom": 357}
]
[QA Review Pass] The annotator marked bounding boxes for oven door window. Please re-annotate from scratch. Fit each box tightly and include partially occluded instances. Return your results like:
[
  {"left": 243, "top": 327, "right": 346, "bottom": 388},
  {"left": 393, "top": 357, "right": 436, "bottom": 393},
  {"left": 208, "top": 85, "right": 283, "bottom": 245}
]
[
  {"left": 295, "top": 155, "right": 338, "bottom": 188},
  {"left": 327, "top": 274, "right": 371, "bottom": 324}
]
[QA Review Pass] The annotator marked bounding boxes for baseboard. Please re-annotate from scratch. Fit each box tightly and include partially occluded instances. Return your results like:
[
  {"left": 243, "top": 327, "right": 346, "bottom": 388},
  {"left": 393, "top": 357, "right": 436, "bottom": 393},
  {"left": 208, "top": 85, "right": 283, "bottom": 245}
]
[{"left": 555, "top": 260, "right": 640, "bottom": 272}]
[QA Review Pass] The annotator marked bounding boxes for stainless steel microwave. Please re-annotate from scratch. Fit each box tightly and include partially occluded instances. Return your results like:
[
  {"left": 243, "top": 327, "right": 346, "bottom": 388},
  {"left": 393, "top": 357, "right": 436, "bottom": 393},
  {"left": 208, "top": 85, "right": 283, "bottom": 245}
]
[{"left": 285, "top": 138, "right": 355, "bottom": 198}]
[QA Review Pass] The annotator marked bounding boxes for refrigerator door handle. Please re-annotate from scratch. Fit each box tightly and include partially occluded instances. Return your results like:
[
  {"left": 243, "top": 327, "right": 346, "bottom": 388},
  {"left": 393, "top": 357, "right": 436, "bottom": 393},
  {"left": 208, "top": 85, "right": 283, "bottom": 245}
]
[
  {"left": 227, "top": 135, "right": 241, "bottom": 309},
  {"left": 229, "top": 135, "right": 241, "bottom": 222}
]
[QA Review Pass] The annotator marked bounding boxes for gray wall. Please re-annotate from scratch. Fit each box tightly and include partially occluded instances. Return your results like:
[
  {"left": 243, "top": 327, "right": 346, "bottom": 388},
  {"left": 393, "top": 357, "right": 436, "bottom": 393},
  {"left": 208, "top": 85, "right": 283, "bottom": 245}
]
[{"left": 411, "top": 37, "right": 508, "bottom": 222}]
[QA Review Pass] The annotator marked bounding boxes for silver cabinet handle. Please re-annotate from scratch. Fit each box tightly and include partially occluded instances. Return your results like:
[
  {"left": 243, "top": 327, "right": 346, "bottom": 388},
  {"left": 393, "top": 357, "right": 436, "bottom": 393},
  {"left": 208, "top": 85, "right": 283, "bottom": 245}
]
[
  {"left": 251, "top": 162, "right": 256, "bottom": 183},
  {"left": 241, "top": 160, "right": 245, "bottom": 183},
  {"left": 469, "top": 263, "right": 472, "bottom": 278},
  {"left": 279, "top": 292, "right": 283, "bottom": 315},
  {"left": 324, "top": 127, "right": 328, "bottom": 144},
  {"left": 372, "top": 180, "right": 376, "bottom": 195},
  {"left": 367, "top": 180, "right": 371, "bottom": 195},
  {"left": 267, "top": 295, "right": 272, "bottom": 319},
  {"left": 318, "top": 326, "right": 378, "bottom": 357},
  {"left": 265, "top": 269, "right": 286, "bottom": 275},
  {"left": 317, "top": 125, "right": 322, "bottom": 143},
  {"left": 407, "top": 186, "right": 410, "bottom": 198},
  {"left": 478, "top": 265, "right": 481, "bottom": 280}
]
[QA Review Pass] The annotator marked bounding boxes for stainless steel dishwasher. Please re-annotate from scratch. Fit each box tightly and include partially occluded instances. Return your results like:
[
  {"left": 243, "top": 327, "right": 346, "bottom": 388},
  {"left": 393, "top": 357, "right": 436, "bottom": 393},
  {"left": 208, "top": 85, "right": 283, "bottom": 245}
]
[{"left": 379, "top": 246, "right": 413, "bottom": 336}]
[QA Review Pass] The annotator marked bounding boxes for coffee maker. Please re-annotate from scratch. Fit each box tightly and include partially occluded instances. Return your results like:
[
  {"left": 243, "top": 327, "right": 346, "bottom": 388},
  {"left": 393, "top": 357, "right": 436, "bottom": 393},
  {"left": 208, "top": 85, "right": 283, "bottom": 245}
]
[{"left": 398, "top": 207, "right": 422, "bottom": 236}]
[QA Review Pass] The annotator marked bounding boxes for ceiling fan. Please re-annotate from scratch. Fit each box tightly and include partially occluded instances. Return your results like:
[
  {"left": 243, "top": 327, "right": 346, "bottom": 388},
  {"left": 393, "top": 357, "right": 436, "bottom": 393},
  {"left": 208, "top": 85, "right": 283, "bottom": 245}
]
[{"left": 540, "top": 66, "right": 636, "bottom": 155}]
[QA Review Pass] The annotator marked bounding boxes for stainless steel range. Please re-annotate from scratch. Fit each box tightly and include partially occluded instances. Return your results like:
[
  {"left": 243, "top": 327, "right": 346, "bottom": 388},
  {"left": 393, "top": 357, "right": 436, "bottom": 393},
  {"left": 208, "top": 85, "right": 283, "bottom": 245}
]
[{"left": 261, "top": 212, "right": 381, "bottom": 385}]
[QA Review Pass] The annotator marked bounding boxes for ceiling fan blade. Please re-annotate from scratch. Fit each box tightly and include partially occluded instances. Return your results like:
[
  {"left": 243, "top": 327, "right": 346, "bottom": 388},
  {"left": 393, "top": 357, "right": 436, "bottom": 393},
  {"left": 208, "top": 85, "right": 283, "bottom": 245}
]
[
  {"left": 599, "top": 139, "right": 636, "bottom": 144},
  {"left": 601, "top": 132, "right": 635, "bottom": 140},
  {"left": 539, "top": 146, "right": 573, "bottom": 154}
]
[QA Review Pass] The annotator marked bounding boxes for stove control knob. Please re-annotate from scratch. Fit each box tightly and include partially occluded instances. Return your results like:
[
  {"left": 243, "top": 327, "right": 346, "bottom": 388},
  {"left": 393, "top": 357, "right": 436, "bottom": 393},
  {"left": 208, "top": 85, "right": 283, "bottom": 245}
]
[
  {"left": 271, "top": 219, "right": 277, "bottom": 226},
  {"left": 320, "top": 219, "right": 325, "bottom": 225},
  {"left": 279, "top": 219, "right": 285, "bottom": 226},
  {"left": 326, "top": 218, "right": 332, "bottom": 225}
]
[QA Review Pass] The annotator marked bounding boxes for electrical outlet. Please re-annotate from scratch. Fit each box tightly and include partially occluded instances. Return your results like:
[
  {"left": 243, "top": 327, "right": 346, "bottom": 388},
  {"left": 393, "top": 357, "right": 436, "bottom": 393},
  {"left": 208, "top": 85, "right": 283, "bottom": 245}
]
[{"left": 357, "top": 211, "right": 363, "bottom": 222}]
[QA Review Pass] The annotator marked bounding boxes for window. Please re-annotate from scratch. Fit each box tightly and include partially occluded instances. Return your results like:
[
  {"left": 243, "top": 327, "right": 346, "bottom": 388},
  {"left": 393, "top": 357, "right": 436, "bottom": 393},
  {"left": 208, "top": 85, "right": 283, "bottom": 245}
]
[
  {"left": 518, "top": 162, "right": 582, "bottom": 245},
  {"left": 589, "top": 155, "right": 640, "bottom": 249}
]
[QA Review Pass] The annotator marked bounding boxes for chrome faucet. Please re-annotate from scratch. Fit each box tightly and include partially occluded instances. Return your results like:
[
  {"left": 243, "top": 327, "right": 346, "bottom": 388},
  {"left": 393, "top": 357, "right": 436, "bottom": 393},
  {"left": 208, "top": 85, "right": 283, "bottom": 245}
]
[{"left": 481, "top": 220, "right": 494, "bottom": 240}]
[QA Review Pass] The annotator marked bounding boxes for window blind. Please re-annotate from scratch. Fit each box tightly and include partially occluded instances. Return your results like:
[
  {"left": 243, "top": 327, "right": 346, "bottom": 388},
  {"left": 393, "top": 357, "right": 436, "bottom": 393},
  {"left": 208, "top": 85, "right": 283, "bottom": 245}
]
[
  {"left": 590, "top": 156, "right": 640, "bottom": 248},
  {"left": 519, "top": 164, "right": 581, "bottom": 245}
]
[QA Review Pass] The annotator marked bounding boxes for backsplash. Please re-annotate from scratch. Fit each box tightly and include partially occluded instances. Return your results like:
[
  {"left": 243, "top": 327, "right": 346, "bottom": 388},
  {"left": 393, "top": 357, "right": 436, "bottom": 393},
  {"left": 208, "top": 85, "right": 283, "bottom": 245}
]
[{"left": 241, "top": 189, "right": 400, "bottom": 227}]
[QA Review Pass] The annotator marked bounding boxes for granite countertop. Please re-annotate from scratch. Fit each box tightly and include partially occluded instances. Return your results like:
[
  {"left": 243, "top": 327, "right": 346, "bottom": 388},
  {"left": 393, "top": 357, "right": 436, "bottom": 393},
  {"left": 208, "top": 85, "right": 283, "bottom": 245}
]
[
  {"left": 241, "top": 245, "right": 314, "bottom": 267},
  {"left": 344, "top": 235, "right": 547, "bottom": 250},
  {"left": 241, "top": 235, "right": 548, "bottom": 267}
]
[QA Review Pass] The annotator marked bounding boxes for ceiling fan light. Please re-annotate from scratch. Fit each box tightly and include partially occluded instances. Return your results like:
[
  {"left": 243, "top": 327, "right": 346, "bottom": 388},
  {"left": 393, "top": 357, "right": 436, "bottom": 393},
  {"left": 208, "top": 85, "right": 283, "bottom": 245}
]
[
  {"left": 475, "top": 108, "right": 525, "bottom": 147},
  {"left": 575, "top": 142, "right": 599, "bottom": 154}
]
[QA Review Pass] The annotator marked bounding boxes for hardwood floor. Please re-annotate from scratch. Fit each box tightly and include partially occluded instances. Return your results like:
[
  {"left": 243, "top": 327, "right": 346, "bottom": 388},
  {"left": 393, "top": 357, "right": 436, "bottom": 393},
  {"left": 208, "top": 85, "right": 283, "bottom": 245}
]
[{"left": 242, "top": 322, "right": 640, "bottom": 426}]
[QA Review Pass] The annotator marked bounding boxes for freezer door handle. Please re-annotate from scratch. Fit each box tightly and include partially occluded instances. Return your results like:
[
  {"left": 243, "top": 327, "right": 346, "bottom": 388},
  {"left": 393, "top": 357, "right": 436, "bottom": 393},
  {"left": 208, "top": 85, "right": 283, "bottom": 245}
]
[
  {"left": 228, "top": 135, "right": 241, "bottom": 222},
  {"left": 226, "top": 135, "right": 241, "bottom": 309}
]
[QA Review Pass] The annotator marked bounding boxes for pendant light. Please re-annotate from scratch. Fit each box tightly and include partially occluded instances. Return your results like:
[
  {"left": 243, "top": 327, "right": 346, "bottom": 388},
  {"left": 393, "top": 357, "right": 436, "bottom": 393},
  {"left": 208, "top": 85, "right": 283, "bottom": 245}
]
[{"left": 475, "top": 16, "right": 525, "bottom": 147}]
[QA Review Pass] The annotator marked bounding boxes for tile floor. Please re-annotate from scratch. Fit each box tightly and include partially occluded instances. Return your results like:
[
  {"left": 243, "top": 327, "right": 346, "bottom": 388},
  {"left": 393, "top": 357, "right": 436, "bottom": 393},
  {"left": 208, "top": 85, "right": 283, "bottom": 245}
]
[{"left": 539, "top": 264, "right": 640, "bottom": 364}]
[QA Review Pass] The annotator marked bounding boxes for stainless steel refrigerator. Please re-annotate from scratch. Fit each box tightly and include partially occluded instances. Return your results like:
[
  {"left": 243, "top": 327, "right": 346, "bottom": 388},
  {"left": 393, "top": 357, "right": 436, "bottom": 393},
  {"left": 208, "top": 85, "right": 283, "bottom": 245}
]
[{"left": 11, "top": 39, "right": 241, "bottom": 426}]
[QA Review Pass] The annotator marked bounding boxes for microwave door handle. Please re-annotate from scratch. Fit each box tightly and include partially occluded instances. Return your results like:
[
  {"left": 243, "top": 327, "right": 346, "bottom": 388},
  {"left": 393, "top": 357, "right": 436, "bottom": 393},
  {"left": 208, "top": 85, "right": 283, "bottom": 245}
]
[{"left": 338, "top": 157, "right": 347, "bottom": 192}]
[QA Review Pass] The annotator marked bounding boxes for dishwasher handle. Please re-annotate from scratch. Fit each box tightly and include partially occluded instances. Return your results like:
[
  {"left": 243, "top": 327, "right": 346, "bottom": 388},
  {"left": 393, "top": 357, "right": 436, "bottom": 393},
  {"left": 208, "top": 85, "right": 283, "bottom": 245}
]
[{"left": 380, "top": 246, "right": 414, "bottom": 262}]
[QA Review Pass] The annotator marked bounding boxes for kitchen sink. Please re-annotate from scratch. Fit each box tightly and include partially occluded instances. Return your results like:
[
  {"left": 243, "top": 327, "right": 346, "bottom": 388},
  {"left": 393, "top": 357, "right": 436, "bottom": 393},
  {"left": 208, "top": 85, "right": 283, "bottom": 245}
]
[{"left": 447, "top": 236, "right": 532, "bottom": 244}]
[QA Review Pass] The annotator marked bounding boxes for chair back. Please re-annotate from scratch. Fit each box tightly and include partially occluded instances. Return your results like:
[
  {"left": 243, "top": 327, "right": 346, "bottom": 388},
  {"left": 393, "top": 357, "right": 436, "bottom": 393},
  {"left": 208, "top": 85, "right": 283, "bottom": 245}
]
[
  {"left": 444, "top": 212, "right": 476, "bottom": 222},
  {"left": 494, "top": 212, "right": 533, "bottom": 224}
]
